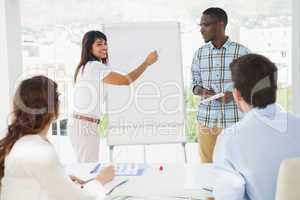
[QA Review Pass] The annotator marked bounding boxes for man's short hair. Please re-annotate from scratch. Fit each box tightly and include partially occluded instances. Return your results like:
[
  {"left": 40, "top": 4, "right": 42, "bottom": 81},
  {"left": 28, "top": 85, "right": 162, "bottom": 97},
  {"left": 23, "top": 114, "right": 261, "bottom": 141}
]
[
  {"left": 230, "top": 54, "right": 278, "bottom": 108},
  {"left": 203, "top": 7, "right": 228, "bottom": 27}
]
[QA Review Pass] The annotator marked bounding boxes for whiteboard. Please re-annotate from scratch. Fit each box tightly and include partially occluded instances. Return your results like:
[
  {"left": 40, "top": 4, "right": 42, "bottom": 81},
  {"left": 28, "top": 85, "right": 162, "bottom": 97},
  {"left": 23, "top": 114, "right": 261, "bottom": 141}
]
[{"left": 104, "top": 22, "right": 186, "bottom": 146}]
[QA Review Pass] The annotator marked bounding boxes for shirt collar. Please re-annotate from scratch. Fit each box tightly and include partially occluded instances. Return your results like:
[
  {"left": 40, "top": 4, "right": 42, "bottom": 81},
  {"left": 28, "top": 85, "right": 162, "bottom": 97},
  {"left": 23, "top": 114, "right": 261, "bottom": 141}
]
[
  {"left": 208, "top": 37, "right": 232, "bottom": 50},
  {"left": 251, "top": 103, "right": 287, "bottom": 133},
  {"left": 254, "top": 103, "right": 278, "bottom": 118}
]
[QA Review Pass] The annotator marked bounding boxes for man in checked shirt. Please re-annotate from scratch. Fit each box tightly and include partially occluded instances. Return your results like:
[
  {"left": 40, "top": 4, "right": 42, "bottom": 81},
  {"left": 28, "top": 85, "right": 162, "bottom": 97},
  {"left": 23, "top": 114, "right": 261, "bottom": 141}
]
[{"left": 192, "top": 7, "right": 250, "bottom": 163}]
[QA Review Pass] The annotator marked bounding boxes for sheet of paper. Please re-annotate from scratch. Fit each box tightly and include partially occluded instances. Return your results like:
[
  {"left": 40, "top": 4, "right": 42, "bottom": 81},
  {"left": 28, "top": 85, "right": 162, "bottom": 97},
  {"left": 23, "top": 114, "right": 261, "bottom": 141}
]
[
  {"left": 199, "top": 92, "right": 224, "bottom": 104},
  {"left": 184, "top": 164, "right": 216, "bottom": 190},
  {"left": 105, "top": 178, "right": 129, "bottom": 195}
]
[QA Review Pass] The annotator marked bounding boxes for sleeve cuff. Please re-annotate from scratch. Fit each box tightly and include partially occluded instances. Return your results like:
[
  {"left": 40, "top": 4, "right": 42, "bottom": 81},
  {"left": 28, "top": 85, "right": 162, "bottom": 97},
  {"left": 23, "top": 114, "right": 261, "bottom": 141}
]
[
  {"left": 99, "top": 68, "right": 112, "bottom": 81},
  {"left": 83, "top": 180, "right": 106, "bottom": 199},
  {"left": 213, "top": 171, "right": 245, "bottom": 200}
]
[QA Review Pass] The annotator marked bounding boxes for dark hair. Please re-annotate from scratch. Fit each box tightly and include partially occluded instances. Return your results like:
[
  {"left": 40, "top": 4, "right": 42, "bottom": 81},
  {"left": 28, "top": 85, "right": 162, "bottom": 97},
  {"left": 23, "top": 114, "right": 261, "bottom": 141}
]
[
  {"left": 0, "top": 75, "right": 59, "bottom": 184},
  {"left": 203, "top": 7, "right": 228, "bottom": 28},
  {"left": 230, "top": 54, "right": 278, "bottom": 108},
  {"left": 74, "top": 30, "right": 108, "bottom": 82}
]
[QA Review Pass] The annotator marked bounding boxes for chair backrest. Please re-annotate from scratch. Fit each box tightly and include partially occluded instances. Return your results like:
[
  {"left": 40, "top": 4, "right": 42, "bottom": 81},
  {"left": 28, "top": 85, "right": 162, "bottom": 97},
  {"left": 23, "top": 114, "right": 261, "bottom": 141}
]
[{"left": 276, "top": 158, "right": 300, "bottom": 200}]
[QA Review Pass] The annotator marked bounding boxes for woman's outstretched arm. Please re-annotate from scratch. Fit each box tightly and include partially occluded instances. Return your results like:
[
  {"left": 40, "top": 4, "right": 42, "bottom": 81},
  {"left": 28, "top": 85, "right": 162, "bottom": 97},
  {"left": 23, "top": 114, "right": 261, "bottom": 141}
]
[{"left": 103, "top": 51, "right": 158, "bottom": 85}]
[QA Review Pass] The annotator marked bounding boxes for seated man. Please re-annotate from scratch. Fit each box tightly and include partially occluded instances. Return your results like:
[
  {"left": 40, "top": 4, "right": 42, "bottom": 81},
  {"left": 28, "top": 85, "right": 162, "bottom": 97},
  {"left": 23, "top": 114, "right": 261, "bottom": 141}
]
[{"left": 213, "top": 54, "right": 300, "bottom": 200}]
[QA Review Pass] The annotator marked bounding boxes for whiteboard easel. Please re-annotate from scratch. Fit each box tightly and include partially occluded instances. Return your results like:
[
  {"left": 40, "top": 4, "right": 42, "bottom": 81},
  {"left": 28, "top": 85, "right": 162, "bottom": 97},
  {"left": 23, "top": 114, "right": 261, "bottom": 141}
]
[{"left": 104, "top": 22, "right": 187, "bottom": 163}]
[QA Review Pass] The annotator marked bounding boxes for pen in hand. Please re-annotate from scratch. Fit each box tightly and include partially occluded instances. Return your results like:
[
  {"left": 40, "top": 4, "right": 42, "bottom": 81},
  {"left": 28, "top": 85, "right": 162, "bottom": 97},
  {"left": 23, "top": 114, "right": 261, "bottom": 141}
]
[{"left": 83, "top": 177, "right": 95, "bottom": 184}]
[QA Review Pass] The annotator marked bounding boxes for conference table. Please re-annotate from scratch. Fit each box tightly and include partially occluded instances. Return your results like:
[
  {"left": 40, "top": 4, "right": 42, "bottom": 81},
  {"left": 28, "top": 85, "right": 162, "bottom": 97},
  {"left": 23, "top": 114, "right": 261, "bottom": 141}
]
[{"left": 66, "top": 163, "right": 217, "bottom": 200}]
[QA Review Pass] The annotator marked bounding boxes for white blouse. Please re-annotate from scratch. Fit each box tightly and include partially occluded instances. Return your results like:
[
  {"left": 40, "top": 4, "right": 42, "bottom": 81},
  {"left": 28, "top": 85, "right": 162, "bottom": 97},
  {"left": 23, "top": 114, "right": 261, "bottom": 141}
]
[
  {"left": 0, "top": 134, "right": 105, "bottom": 200},
  {"left": 72, "top": 61, "right": 111, "bottom": 118}
]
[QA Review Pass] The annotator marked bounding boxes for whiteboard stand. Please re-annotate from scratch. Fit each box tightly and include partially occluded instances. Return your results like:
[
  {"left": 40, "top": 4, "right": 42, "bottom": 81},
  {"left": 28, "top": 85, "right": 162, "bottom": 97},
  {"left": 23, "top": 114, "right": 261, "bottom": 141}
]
[
  {"left": 109, "top": 145, "right": 114, "bottom": 163},
  {"left": 182, "top": 142, "right": 187, "bottom": 163},
  {"left": 108, "top": 142, "right": 187, "bottom": 163},
  {"left": 143, "top": 145, "right": 147, "bottom": 164}
]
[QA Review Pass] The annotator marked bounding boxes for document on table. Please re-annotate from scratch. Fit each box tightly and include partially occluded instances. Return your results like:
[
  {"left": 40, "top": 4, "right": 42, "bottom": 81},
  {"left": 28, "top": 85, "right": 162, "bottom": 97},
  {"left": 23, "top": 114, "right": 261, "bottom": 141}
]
[
  {"left": 90, "top": 163, "right": 145, "bottom": 176},
  {"left": 184, "top": 164, "right": 215, "bottom": 194},
  {"left": 82, "top": 176, "right": 128, "bottom": 195},
  {"left": 199, "top": 92, "right": 224, "bottom": 104}
]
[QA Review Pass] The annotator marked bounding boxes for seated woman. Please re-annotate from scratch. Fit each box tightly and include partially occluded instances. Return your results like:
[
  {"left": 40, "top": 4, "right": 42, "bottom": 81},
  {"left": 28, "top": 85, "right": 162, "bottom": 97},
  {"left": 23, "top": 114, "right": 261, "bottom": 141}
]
[{"left": 0, "top": 75, "right": 115, "bottom": 200}]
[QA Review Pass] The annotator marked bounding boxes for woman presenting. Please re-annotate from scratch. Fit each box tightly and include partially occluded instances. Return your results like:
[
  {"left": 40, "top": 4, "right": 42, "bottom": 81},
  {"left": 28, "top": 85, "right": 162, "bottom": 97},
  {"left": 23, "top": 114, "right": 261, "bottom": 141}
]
[{"left": 70, "top": 30, "right": 158, "bottom": 162}]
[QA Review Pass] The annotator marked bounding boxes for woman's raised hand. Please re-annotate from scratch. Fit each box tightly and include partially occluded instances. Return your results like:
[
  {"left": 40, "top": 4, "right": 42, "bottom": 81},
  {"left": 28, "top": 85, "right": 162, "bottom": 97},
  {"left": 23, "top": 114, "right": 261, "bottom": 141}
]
[{"left": 144, "top": 50, "right": 158, "bottom": 66}]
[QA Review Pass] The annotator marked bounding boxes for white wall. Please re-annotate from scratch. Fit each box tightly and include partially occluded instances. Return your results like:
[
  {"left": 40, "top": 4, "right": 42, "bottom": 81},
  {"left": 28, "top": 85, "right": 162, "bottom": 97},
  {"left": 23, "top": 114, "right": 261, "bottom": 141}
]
[
  {"left": 0, "top": 0, "right": 23, "bottom": 133},
  {"left": 229, "top": 23, "right": 240, "bottom": 42},
  {"left": 292, "top": 0, "right": 300, "bottom": 114}
]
